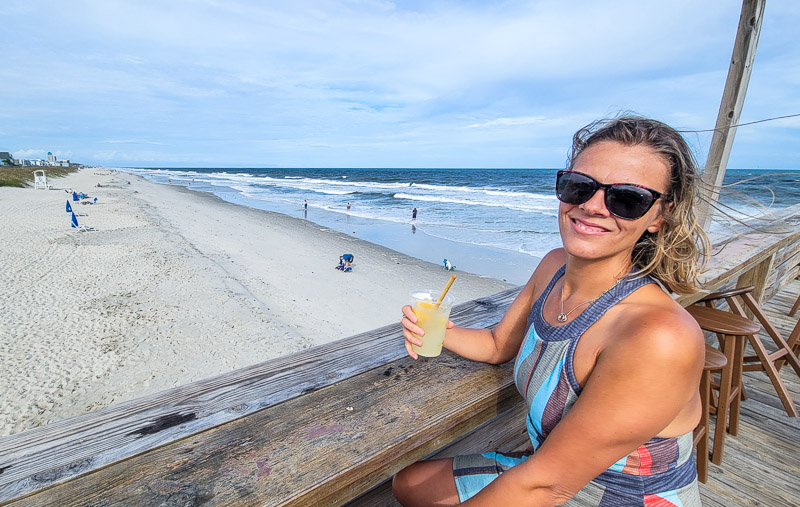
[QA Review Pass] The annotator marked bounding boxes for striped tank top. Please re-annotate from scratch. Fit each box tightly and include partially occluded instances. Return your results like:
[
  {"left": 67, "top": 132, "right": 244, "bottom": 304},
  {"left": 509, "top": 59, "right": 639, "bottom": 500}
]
[{"left": 513, "top": 266, "right": 701, "bottom": 506}]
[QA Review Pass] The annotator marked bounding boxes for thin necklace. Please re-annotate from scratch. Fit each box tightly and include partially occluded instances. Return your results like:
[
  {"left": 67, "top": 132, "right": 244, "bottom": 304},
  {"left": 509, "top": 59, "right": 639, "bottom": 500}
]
[{"left": 558, "top": 278, "right": 622, "bottom": 323}]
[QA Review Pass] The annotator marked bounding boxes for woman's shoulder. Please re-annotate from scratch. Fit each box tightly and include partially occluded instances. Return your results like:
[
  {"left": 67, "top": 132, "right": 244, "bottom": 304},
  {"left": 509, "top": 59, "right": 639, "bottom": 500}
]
[
  {"left": 606, "top": 289, "right": 704, "bottom": 362},
  {"left": 531, "top": 248, "right": 566, "bottom": 281}
]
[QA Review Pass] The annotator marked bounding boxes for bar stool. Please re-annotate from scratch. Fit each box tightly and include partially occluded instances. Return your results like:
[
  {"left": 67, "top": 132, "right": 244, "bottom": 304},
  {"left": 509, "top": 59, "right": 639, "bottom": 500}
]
[
  {"left": 686, "top": 304, "right": 760, "bottom": 465},
  {"left": 695, "top": 345, "right": 727, "bottom": 483},
  {"left": 790, "top": 292, "right": 800, "bottom": 317},
  {"left": 697, "top": 286, "right": 800, "bottom": 417}
]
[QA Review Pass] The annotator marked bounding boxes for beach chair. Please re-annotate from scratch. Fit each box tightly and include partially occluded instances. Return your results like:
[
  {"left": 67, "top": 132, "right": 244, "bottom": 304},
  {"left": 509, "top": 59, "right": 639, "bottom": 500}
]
[
  {"left": 71, "top": 212, "right": 95, "bottom": 232},
  {"left": 66, "top": 200, "right": 87, "bottom": 216},
  {"left": 33, "top": 170, "right": 52, "bottom": 190}
]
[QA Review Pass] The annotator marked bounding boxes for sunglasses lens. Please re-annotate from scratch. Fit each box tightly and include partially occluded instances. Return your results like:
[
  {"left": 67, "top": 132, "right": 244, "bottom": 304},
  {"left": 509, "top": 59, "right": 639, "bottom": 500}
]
[
  {"left": 556, "top": 171, "right": 597, "bottom": 204},
  {"left": 556, "top": 171, "right": 659, "bottom": 220},
  {"left": 606, "top": 185, "right": 656, "bottom": 219}
]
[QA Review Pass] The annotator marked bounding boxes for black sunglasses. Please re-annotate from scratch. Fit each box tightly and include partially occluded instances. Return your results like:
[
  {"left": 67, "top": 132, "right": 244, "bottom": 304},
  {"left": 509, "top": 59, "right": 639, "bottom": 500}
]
[{"left": 555, "top": 170, "right": 671, "bottom": 220}]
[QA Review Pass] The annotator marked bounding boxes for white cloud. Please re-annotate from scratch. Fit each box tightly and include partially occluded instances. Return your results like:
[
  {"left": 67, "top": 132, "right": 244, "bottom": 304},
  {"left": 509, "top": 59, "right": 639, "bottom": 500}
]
[
  {"left": 13, "top": 149, "right": 47, "bottom": 159},
  {"left": 104, "top": 140, "right": 165, "bottom": 145},
  {"left": 468, "top": 116, "right": 547, "bottom": 128},
  {"left": 0, "top": 0, "right": 797, "bottom": 168}
]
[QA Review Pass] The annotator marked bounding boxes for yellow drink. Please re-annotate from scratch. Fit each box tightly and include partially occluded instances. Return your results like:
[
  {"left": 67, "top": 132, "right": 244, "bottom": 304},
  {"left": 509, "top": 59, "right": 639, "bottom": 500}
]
[{"left": 410, "top": 291, "right": 454, "bottom": 357}]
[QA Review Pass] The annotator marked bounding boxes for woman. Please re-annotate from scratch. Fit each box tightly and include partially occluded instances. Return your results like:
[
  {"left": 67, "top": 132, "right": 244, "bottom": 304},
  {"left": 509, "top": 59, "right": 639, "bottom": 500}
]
[{"left": 394, "top": 116, "right": 709, "bottom": 506}]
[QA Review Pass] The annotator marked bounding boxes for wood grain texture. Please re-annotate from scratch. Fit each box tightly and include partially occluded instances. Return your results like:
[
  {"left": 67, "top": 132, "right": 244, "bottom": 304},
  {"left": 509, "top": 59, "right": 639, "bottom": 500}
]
[
  {"left": 0, "top": 287, "right": 522, "bottom": 503},
  {"left": 8, "top": 352, "right": 520, "bottom": 506},
  {"left": 698, "top": 0, "right": 765, "bottom": 229},
  {"left": 2, "top": 206, "right": 799, "bottom": 505}
]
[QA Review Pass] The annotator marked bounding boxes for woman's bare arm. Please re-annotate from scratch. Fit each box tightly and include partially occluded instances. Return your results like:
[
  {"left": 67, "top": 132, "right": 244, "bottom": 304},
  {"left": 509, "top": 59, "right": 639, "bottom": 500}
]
[
  {"left": 460, "top": 306, "right": 705, "bottom": 506},
  {"left": 401, "top": 250, "right": 565, "bottom": 363}
]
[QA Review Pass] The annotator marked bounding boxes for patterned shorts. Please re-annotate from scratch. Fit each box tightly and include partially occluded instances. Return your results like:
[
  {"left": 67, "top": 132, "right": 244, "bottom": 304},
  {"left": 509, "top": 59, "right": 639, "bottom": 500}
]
[{"left": 452, "top": 450, "right": 531, "bottom": 501}]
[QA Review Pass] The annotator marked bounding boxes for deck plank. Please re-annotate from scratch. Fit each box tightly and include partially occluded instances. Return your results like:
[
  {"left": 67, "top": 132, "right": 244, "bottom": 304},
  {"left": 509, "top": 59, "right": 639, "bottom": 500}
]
[
  {"left": 3, "top": 256, "right": 798, "bottom": 505},
  {"left": 0, "top": 287, "right": 523, "bottom": 503},
  {"left": 698, "top": 278, "right": 800, "bottom": 506},
  {"left": 7, "top": 353, "right": 520, "bottom": 506}
]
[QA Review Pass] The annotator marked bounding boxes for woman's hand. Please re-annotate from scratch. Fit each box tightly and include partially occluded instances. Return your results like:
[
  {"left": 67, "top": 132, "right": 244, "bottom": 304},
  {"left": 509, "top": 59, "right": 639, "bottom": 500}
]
[{"left": 400, "top": 304, "right": 454, "bottom": 360}]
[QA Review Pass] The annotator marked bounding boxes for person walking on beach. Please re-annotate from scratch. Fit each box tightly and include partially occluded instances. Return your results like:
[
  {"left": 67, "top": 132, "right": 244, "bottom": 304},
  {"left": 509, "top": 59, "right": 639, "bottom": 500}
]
[
  {"left": 395, "top": 116, "right": 709, "bottom": 506},
  {"left": 412, "top": 207, "right": 417, "bottom": 220},
  {"left": 347, "top": 202, "right": 351, "bottom": 210},
  {"left": 303, "top": 200, "right": 308, "bottom": 210}
]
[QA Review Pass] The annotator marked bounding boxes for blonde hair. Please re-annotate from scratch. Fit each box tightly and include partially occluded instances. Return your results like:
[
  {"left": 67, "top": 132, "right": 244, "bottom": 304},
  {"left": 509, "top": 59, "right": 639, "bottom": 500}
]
[{"left": 568, "top": 115, "right": 710, "bottom": 295}]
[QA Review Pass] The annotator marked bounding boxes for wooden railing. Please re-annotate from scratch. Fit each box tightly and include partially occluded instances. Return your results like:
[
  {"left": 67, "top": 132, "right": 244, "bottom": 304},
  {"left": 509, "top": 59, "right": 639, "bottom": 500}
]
[{"left": 1, "top": 205, "right": 799, "bottom": 506}]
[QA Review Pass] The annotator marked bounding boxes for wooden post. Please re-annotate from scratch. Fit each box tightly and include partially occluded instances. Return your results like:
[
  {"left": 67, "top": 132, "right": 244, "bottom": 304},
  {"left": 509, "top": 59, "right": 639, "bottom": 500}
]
[
  {"left": 737, "top": 252, "right": 775, "bottom": 318},
  {"left": 697, "top": 0, "right": 766, "bottom": 231}
]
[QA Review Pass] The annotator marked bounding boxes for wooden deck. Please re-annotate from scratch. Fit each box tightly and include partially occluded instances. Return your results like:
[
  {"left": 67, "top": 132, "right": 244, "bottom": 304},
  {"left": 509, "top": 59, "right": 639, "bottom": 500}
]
[
  {"left": 346, "top": 279, "right": 800, "bottom": 506},
  {"left": 1, "top": 207, "right": 798, "bottom": 506},
  {"left": 697, "top": 278, "right": 800, "bottom": 507}
]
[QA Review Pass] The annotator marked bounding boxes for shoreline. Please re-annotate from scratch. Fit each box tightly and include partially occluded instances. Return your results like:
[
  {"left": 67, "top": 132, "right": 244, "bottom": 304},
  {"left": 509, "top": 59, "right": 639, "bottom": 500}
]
[
  {"left": 124, "top": 168, "right": 547, "bottom": 285},
  {"left": 0, "top": 168, "right": 516, "bottom": 436}
]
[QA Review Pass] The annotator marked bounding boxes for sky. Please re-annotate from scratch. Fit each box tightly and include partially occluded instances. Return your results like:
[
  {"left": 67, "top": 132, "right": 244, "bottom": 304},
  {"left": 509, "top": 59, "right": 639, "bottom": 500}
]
[{"left": 1, "top": 0, "right": 798, "bottom": 169}]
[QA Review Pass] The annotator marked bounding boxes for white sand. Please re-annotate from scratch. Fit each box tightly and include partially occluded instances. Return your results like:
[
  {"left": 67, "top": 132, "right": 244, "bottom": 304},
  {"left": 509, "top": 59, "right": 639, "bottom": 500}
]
[{"left": 0, "top": 168, "right": 513, "bottom": 436}]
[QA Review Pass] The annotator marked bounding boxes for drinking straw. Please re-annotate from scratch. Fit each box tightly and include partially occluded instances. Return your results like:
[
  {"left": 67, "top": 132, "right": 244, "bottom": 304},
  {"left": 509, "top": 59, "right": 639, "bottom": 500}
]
[{"left": 435, "top": 274, "right": 457, "bottom": 309}]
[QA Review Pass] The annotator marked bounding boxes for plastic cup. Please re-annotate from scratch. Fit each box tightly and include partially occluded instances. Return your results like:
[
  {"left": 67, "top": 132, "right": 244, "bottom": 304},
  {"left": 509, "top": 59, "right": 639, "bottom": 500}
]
[{"left": 410, "top": 290, "right": 454, "bottom": 357}]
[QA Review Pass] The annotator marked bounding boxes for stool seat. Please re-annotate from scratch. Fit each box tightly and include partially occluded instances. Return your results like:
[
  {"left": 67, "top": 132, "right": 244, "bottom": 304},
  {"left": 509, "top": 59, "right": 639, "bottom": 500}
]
[
  {"left": 695, "top": 288, "right": 800, "bottom": 418},
  {"left": 687, "top": 305, "right": 761, "bottom": 336},
  {"left": 688, "top": 304, "right": 751, "bottom": 465},
  {"left": 704, "top": 345, "right": 727, "bottom": 369},
  {"left": 699, "top": 285, "right": 755, "bottom": 302}
]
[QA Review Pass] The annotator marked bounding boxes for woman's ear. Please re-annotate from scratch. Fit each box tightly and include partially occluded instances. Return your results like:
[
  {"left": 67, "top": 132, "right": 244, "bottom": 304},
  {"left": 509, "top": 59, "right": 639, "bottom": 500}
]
[{"left": 646, "top": 201, "right": 673, "bottom": 234}]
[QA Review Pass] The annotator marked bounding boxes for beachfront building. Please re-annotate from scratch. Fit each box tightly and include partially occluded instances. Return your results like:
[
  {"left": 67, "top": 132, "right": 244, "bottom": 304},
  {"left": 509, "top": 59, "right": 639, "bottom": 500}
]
[
  {"left": 46, "top": 152, "right": 56, "bottom": 165},
  {"left": 0, "top": 151, "right": 16, "bottom": 166}
]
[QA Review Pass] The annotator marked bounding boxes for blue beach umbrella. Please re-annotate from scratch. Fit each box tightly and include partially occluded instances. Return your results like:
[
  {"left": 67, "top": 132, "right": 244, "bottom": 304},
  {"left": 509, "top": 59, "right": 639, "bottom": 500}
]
[
  {"left": 71, "top": 212, "right": 79, "bottom": 228},
  {"left": 66, "top": 200, "right": 73, "bottom": 213}
]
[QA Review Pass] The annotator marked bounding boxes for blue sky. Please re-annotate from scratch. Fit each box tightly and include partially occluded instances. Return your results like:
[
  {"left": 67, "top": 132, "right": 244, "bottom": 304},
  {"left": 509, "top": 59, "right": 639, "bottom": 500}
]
[{"left": 1, "top": 1, "right": 798, "bottom": 169}]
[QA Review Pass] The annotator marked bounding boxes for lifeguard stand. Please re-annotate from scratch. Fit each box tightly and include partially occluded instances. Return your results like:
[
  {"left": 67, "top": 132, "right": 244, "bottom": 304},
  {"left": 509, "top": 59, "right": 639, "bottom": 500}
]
[{"left": 33, "top": 170, "right": 51, "bottom": 190}]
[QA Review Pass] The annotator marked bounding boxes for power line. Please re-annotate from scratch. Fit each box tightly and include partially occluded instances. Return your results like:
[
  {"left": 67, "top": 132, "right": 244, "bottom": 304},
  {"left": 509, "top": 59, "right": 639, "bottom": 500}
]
[{"left": 677, "top": 113, "right": 800, "bottom": 133}]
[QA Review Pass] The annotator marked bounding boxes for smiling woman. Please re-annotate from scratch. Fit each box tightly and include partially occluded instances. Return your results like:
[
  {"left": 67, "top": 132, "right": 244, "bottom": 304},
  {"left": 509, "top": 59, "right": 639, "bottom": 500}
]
[
  {"left": 563, "top": 117, "right": 710, "bottom": 295},
  {"left": 396, "top": 116, "right": 710, "bottom": 506}
]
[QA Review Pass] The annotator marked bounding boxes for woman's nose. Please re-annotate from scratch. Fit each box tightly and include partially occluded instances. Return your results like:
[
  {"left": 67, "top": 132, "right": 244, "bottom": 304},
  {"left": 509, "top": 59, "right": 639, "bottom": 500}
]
[{"left": 579, "top": 189, "right": 610, "bottom": 216}]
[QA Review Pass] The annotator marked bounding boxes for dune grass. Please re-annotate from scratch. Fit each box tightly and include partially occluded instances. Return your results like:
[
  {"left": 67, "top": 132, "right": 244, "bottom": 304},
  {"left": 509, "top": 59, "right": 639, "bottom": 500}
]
[{"left": 0, "top": 166, "right": 77, "bottom": 188}]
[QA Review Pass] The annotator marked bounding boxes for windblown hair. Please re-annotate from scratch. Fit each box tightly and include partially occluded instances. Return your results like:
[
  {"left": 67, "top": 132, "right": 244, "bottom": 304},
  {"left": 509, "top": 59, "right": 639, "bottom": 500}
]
[{"left": 567, "top": 115, "right": 710, "bottom": 295}]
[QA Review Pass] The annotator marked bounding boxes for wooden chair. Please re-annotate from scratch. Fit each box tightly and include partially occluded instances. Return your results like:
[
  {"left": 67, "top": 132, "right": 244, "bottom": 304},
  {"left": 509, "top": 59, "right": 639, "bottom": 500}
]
[
  {"left": 697, "top": 286, "right": 800, "bottom": 417},
  {"left": 686, "top": 304, "right": 759, "bottom": 465},
  {"left": 790, "top": 293, "right": 800, "bottom": 317},
  {"left": 695, "top": 345, "right": 727, "bottom": 483}
]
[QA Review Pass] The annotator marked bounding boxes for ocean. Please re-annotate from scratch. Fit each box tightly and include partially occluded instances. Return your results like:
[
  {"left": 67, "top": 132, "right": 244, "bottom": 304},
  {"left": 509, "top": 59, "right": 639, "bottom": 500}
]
[{"left": 122, "top": 167, "right": 800, "bottom": 285}]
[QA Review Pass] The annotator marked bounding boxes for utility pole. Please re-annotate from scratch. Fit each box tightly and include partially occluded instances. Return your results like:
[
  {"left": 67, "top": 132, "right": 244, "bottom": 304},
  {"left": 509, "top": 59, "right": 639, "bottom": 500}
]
[{"left": 697, "top": 0, "right": 766, "bottom": 231}]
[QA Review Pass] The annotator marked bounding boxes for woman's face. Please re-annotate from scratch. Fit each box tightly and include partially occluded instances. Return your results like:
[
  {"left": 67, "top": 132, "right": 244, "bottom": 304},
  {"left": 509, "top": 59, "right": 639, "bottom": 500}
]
[{"left": 558, "top": 141, "right": 671, "bottom": 263}]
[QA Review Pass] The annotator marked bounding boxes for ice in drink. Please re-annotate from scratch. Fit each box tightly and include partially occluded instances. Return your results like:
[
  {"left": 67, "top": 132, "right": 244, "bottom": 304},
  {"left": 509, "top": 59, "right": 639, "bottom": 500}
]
[{"left": 410, "top": 290, "right": 454, "bottom": 357}]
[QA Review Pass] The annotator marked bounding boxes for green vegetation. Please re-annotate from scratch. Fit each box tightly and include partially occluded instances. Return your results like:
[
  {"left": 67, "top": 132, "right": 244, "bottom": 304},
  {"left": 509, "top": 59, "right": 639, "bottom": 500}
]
[{"left": 0, "top": 166, "right": 78, "bottom": 188}]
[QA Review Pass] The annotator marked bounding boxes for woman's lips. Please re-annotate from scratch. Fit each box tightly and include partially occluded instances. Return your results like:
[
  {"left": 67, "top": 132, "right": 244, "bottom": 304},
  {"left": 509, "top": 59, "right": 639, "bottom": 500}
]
[{"left": 571, "top": 217, "right": 610, "bottom": 234}]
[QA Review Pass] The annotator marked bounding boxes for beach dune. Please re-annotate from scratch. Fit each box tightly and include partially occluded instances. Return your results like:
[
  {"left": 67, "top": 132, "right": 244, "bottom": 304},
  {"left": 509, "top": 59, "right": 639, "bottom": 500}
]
[{"left": 0, "top": 168, "right": 514, "bottom": 436}]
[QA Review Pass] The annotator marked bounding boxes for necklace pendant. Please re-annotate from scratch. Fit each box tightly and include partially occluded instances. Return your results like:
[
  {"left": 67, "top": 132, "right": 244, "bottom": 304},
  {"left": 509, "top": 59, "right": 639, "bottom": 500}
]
[{"left": 557, "top": 313, "right": 568, "bottom": 323}]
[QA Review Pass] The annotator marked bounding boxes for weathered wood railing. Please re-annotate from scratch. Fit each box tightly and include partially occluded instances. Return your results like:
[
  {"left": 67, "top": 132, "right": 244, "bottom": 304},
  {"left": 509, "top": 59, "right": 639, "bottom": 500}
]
[{"left": 1, "top": 205, "right": 798, "bottom": 506}]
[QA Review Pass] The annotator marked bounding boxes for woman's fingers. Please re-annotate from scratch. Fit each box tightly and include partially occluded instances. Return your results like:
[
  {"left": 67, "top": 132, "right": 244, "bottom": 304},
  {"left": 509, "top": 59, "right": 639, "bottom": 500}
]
[
  {"left": 401, "top": 306, "right": 424, "bottom": 339},
  {"left": 403, "top": 328, "right": 423, "bottom": 347},
  {"left": 401, "top": 305, "right": 422, "bottom": 359},
  {"left": 404, "top": 337, "right": 419, "bottom": 360},
  {"left": 401, "top": 305, "right": 417, "bottom": 323}
]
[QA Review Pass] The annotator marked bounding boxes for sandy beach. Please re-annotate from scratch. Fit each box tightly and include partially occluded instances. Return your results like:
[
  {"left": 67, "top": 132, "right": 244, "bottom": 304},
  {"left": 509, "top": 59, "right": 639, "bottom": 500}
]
[{"left": 0, "top": 168, "right": 514, "bottom": 436}]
